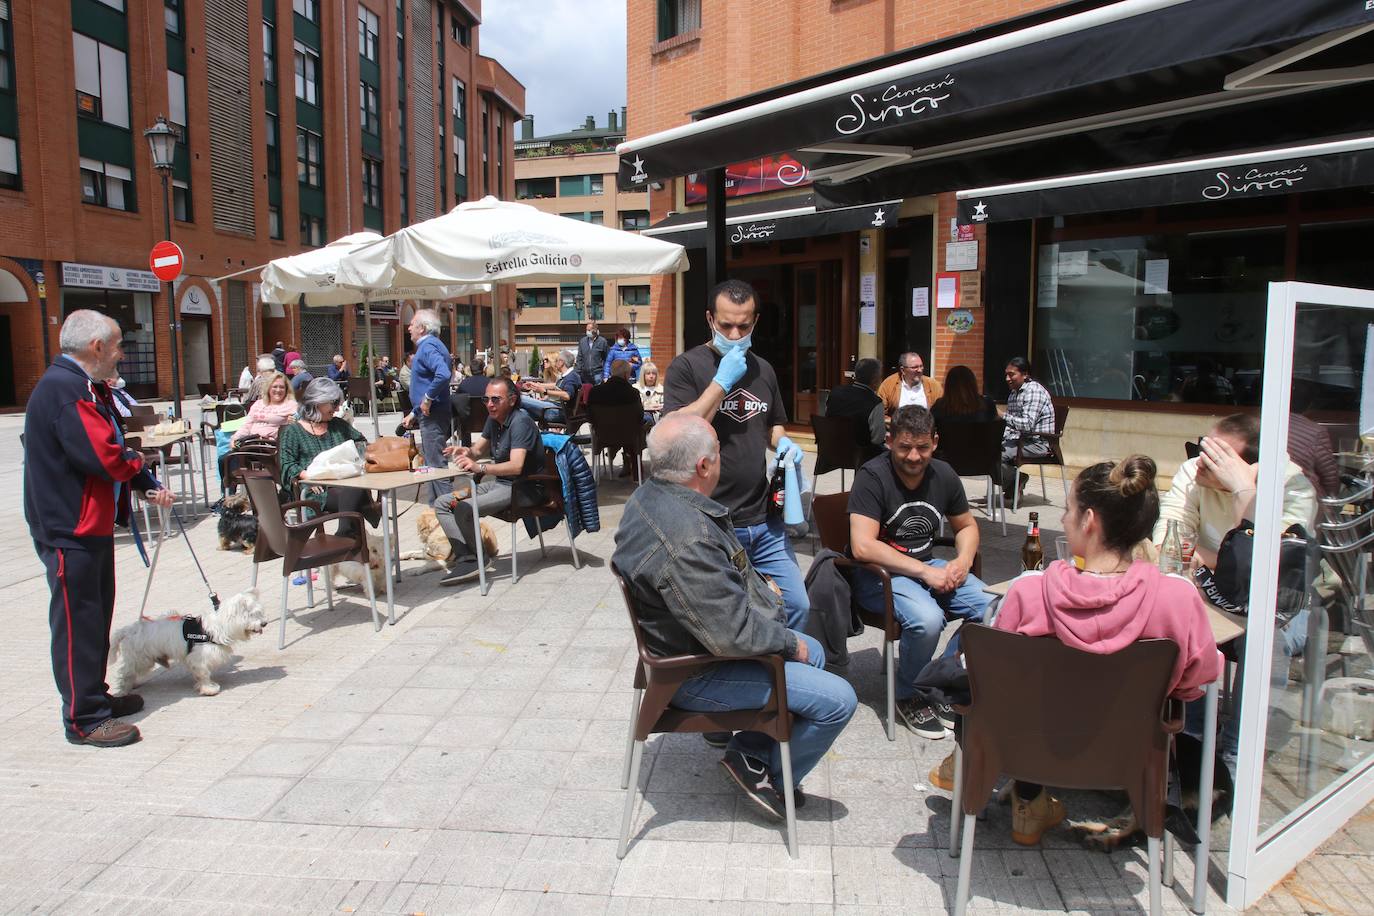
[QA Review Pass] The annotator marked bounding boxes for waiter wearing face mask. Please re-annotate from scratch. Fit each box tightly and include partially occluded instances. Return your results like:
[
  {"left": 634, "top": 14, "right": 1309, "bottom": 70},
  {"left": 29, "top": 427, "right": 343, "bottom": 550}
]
[
  {"left": 662, "top": 278, "right": 809, "bottom": 632},
  {"left": 576, "top": 319, "right": 611, "bottom": 384}
]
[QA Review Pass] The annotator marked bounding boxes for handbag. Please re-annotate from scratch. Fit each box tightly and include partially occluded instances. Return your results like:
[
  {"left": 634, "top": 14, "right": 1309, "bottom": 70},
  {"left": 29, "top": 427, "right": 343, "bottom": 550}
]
[
  {"left": 364, "top": 435, "right": 417, "bottom": 473},
  {"left": 1195, "top": 520, "right": 1317, "bottom": 618}
]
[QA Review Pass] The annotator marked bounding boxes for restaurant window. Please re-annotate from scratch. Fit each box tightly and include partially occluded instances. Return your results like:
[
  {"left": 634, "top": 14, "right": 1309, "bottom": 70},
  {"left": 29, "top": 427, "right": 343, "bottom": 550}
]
[
  {"left": 80, "top": 158, "right": 133, "bottom": 211},
  {"left": 621, "top": 210, "right": 650, "bottom": 231},
  {"left": 268, "top": 204, "right": 282, "bottom": 240},
  {"left": 1033, "top": 227, "right": 1285, "bottom": 404},
  {"left": 362, "top": 157, "right": 382, "bottom": 207},
  {"left": 300, "top": 212, "right": 324, "bottom": 247},
  {"left": 296, "top": 127, "right": 322, "bottom": 187},
  {"left": 515, "top": 177, "right": 555, "bottom": 200},
  {"left": 293, "top": 42, "right": 319, "bottom": 106},
  {"left": 164, "top": 0, "right": 180, "bottom": 35},
  {"left": 172, "top": 178, "right": 190, "bottom": 222},
  {"left": 657, "top": 0, "right": 700, "bottom": 41},
  {"left": 358, "top": 6, "right": 379, "bottom": 62},
  {"left": 73, "top": 32, "right": 129, "bottom": 128},
  {"left": 293, "top": 0, "right": 317, "bottom": 21},
  {"left": 360, "top": 81, "right": 379, "bottom": 134},
  {"left": 0, "top": 135, "right": 19, "bottom": 190},
  {"left": 262, "top": 22, "right": 276, "bottom": 83}
]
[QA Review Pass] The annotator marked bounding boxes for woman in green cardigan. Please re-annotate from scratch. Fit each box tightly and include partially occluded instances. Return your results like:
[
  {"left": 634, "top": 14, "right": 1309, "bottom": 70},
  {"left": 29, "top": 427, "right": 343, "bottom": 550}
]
[{"left": 278, "top": 377, "right": 380, "bottom": 538}]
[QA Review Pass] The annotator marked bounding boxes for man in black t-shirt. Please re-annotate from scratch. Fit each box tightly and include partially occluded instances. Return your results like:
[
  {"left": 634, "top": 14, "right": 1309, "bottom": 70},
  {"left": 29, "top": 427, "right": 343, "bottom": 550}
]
[
  {"left": 433, "top": 377, "right": 544, "bottom": 585},
  {"left": 848, "top": 405, "right": 991, "bottom": 739},
  {"left": 663, "top": 278, "right": 808, "bottom": 631}
]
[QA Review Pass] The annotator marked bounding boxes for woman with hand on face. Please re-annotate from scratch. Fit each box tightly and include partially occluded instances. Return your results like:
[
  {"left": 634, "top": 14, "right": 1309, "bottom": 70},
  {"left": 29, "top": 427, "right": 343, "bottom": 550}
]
[
  {"left": 277, "top": 378, "right": 379, "bottom": 538},
  {"left": 606, "top": 327, "right": 642, "bottom": 382},
  {"left": 231, "top": 371, "right": 296, "bottom": 445}
]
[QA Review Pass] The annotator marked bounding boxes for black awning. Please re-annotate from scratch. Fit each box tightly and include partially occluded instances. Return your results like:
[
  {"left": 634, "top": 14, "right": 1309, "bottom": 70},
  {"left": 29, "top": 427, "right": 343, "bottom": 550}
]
[
  {"left": 617, "top": 0, "right": 1374, "bottom": 191},
  {"left": 643, "top": 195, "right": 901, "bottom": 248},
  {"left": 953, "top": 136, "right": 1374, "bottom": 224}
]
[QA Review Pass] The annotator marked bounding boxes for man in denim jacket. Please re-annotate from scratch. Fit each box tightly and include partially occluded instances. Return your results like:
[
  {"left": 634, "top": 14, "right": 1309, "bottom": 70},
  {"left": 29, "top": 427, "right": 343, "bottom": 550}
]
[{"left": 612, "top": 413, "right": 856, "bottom": 818}]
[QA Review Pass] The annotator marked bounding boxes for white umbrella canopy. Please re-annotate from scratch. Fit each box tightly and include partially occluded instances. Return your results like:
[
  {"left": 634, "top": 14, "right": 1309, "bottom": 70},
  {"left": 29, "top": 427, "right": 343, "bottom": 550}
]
[
  {"left": 335, "top": 196, "right": 689, "bottom": 289},
  {"left": 260, "top": 231, "right": 488, "bottom": 305}
]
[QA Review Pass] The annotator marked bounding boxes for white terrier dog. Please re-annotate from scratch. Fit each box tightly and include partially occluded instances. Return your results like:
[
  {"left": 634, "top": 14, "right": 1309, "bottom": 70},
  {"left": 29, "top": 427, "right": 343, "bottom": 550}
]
[
  {"left": 330, "top": 533, "right": 386, "bottom": 592},
  {"left": 107, "top": 589, "right": 268, "bottom": 697}
]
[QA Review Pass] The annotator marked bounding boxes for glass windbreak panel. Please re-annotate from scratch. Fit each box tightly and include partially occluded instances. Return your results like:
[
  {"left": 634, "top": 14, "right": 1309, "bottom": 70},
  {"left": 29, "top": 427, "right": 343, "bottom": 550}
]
[
  {"left": 1033, "top": 228, "right": 1284, "bottom": 403},
  {"left": 1257, "top": 299, "right": 1374, "bottom": 838}
]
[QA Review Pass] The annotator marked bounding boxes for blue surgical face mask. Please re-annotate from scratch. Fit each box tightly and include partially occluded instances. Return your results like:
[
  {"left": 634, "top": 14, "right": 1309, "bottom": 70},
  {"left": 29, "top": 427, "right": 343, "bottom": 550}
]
[{"left": 710, "top": 321, "right": 752, "bottom": 355}]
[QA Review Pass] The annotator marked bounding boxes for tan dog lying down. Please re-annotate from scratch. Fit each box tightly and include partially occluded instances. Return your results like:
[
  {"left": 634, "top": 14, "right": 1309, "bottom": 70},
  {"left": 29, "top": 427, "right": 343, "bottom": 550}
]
[{"left": 401, "top": 506, "right": 499, "bottom": 574}]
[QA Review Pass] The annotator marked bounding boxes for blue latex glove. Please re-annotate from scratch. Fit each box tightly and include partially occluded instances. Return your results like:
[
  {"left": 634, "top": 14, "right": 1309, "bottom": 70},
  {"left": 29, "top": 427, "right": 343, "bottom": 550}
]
[
  {"left": 712, "top": 345, "right": 748, "bottom": 391},
  {"left": 776, "top": 436, "right": 804, "bottom": 468}
]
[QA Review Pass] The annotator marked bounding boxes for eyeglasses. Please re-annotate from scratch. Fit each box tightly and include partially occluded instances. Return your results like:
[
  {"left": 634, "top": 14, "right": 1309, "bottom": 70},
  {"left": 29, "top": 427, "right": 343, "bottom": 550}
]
[{"left": 481, "top": 395, "right": 508, "bottom": 403}]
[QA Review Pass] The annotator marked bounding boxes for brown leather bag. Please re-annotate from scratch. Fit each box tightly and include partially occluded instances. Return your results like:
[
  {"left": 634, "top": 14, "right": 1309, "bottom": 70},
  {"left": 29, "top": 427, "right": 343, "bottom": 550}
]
[{"left": 364, "top": 436, "right": 416, "bottom": 473}]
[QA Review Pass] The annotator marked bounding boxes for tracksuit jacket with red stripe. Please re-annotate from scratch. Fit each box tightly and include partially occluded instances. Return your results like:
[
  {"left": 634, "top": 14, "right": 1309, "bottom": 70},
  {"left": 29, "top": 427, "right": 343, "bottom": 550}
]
[{"left": 24, "top": 357, "right": 158, "bottom": 548}]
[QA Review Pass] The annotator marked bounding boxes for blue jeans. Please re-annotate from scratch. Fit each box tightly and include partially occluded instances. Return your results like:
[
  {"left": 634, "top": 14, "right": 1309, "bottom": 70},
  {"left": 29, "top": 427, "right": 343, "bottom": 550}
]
[
  {"left": 853, "top": 559, "right": 990, "bottom": 700},
  {"left": 671, "top": 632, "right": 857, "bottom": 788},
  {"left": 520, "top": 395, "right": 564, "bottom": 425},
  {"left": 418, "top": 409, "right": 453, "bottom": 503},
  {"left": 735, "top": 517, "right": 808, "bottom": 630}
]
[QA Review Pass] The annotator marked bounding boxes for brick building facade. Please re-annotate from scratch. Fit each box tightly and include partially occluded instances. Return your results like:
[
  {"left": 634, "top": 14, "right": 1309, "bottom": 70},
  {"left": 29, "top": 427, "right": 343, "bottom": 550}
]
[{"left": 0, "top": 0, "right": 522, "bottom": 407}]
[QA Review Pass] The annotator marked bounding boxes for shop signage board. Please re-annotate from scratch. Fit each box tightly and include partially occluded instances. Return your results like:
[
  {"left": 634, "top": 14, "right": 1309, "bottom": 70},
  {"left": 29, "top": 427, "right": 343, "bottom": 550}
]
[
  {"left": 61, "top": 262, "right": 161, "bottom": 293},
  {"left": 178, "top": 285, "right": 211, "bottom": 316}
]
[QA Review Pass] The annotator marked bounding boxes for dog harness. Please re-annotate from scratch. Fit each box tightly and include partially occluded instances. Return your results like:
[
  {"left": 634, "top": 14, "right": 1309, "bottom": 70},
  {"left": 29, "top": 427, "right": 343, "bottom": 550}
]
[{"left": 181, "top": 616, "right": 220, "bottom": 652}]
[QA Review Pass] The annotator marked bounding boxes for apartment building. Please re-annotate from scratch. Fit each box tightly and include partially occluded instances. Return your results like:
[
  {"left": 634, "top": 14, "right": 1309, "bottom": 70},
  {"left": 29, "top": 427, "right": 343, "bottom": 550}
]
[{"left": 0, "top": 0, "right": 522, "bottom": 406}]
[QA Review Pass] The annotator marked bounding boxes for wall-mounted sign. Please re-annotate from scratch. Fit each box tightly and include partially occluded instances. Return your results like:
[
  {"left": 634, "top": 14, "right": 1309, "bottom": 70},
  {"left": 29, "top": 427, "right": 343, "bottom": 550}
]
[
  {"left": 935, "top": 272, "right": 960, "bottom": 310},
  {"left": 179, "top": 285, "right": 211, "bottom": 316},
  {"left": 946, "top": 308, "right": 976, "bottom": 335},
  {"left": 62, "top": 262, "right": 161, "bottom": 293},
  {"left": 945, "top": 240, "right": 979, "bottom": 272},
  {"left": 960, "top": 272, "right": 982, "bottom": 308},
  {"left": 684, "top": 153, "right": 811, "bottom": 204}
]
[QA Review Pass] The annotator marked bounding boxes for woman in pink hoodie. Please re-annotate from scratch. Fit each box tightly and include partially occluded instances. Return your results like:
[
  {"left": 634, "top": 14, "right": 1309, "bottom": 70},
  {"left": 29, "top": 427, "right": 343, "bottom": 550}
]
[
  {"left": 933, "top": 455, "right": 1221, "bottom": 845},
  {"left": 231, "top": 371, "right": 296, "bottom": 444}
]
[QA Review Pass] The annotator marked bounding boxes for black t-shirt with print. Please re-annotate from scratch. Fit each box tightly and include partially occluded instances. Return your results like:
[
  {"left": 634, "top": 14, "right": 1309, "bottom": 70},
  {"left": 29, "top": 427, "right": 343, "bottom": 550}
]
[
  {"left": 662, "top": 344, "right": 787, "bottom": 527},
  {"left": 847, "top": 454, "right": 969, "bottom": 561}
]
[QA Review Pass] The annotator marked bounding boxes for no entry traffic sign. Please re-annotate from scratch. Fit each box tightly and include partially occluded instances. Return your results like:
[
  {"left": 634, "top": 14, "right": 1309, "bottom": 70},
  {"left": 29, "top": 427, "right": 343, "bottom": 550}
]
[{"left": 149, "top": 240, "right": 185, "bottom": 282}]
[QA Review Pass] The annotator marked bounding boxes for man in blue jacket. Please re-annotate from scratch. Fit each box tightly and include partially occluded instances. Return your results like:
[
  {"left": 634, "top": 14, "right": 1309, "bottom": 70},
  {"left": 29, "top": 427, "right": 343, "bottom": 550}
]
[
  {"left": 405, "top": 308, "right": 453, "bottom": 501},
  {"left": 24, "top": 310, "right": 174, "bottom": 748}
]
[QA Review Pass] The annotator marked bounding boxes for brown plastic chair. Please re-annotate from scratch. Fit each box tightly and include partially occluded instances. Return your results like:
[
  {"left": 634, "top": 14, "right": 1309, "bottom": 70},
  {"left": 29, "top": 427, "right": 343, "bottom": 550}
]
[
  {"left": 611, "top": 569, "right": 798, "bottom": 859},
  {"left": 936, "top": 418, "right": 1008, "bottom": 535},
  {"left": 224, "top": 441, "right": 280, "bottom": 494},
  {"left": 811, "top": 491, "right": 981, "bottom": 741},
  {"left": 240, "top": 470, "right": 379, "bottom": 649},
  {"left": 489, "top": 446, "right": 582, "bottom": 583},
  {"left": 811, "top": 414, "right": 864, "bottom": 489},
  {"left": 1011, "top": 404, "right": 1069, "bottom": 510},
  {"left": 949, "top": 624, "right": 1183, "bottom": 916},
  {"left": 345, "top": 376, "right": 374, "bottom": 415},
  {"left": 588, "top": 402, "right": 647, "bottom": 482}
]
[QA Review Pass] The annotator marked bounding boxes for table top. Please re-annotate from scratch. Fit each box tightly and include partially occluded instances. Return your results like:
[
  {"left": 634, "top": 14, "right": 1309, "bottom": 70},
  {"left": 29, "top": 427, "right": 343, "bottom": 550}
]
[
  {"left": 306, "top": 466, "right": 473, "bottom": 492},
  {"left": 983, "top": 574, "right": 1245, "bottom": 646},
  {"left": 127, "top": 430, "right": 195, "bottom": 450}
]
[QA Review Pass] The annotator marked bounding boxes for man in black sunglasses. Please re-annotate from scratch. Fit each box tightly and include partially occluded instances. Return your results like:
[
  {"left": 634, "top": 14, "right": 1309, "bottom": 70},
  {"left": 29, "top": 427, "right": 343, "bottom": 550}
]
[{"left": 433, "top": 377, "right": 545, "bottom": 585}]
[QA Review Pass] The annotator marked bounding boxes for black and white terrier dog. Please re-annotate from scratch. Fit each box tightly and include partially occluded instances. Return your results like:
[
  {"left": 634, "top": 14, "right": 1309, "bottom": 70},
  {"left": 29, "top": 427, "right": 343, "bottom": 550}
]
[{"left": 217, "top": 490, "right": 258, "bottom": 552}]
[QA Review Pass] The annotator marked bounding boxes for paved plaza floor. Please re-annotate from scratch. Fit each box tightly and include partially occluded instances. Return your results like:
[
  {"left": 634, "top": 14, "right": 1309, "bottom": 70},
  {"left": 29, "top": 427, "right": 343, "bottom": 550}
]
[{"left": 0, "top": 406, "right": 1370, "bottom": 914}]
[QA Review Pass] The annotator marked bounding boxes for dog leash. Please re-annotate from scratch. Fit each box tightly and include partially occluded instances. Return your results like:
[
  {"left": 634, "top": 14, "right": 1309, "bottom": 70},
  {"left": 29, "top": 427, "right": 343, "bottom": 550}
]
[
  {"left": 135, "top": 504, "right": 221, "bottom": 620},
  {"left": 173, "top": 507, "right": 222, "bottom": 612}
]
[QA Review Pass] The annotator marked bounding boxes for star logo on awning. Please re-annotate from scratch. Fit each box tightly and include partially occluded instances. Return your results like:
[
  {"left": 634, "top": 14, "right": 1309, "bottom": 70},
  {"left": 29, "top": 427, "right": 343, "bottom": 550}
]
[
  {"left": 871, "top": 208, "right": 887, "bottom": 227},
  {"left": 971, "top": 201, "right": 988, "bottom": 222},
  {"left": 629, "top": 155, "right": 647, "bottom": 183}
]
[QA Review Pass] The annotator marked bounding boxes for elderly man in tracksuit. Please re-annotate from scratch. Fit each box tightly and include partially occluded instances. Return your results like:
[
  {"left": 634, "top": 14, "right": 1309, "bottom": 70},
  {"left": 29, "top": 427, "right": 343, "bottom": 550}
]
[
  {"left": 404, "top": 308, "right": 454, "bottom": 501},
  {"left": 24, "top": 310, "right": 174, "bottom": 748}
]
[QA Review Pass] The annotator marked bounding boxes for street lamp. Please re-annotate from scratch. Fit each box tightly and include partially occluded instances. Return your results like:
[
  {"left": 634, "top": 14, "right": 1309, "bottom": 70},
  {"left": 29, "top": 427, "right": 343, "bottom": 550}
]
[
  {"left": 627, "top": 307, "right": 638, "bottom": 342},
  {"left": 144, "top": 115, "right": 183, "bottom": 417}
]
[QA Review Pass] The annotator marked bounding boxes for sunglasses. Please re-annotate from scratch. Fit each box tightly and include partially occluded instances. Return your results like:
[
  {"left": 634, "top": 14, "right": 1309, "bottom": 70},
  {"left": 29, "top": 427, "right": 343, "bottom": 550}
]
[{"left": 481, "top": 395, "right": 509, "bottom": 403}]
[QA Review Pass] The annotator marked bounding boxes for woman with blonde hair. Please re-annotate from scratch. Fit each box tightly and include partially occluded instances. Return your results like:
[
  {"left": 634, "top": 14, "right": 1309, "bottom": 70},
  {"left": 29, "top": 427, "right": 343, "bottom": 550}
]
[
  {"left": 231, "top": 371, "right": 296, "bottom": 445},
  {"left": 635, "top": 360, "right": 664, "bottom": 413}
]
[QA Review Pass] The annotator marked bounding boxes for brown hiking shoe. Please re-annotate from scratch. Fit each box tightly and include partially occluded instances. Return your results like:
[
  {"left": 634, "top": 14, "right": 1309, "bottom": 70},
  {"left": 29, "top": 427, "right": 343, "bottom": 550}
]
[
  {"left": 929, "top": 752, "right": 956, "bottom": 792},
  {"left": 66, "top": 718, "right": 141, "bottom": 748},
  {"left": 1011, "top": 785, "right": 1066, "bottom": 846}
]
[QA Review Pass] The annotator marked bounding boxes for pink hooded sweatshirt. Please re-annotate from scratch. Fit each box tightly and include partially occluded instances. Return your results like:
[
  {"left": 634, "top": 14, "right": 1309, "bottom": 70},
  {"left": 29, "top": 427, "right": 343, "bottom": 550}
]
[{"left": 995, "top": 560, "right": 1222, "bottom": 701}]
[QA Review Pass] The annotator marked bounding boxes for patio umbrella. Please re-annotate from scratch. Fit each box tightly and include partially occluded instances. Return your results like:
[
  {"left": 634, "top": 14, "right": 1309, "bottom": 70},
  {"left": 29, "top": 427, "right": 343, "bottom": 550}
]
[{"left": 260, "top": 232, "right": 488, "bottom": 437}]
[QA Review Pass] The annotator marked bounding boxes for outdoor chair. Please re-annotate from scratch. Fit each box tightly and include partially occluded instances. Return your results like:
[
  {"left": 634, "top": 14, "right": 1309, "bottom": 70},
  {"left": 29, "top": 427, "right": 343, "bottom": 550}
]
[
  {"left": 811, "top": 414, "right": 864, "bottom": 490},
  {"left": 949, "top": 624, "right": 1182, "bottom": 916},
  {"left": 811, "top": 491, "right": 980, "bottom": 741},
  {"left": 611, "top": 569, "right": 799, "bottom": 859},
  {"left": 588, "top": 402, "right": 647, "bottom": 482},
  {"left": 345, "top": 376, "right": 374, "bottom": 416},
  {"left": 533, "top": 381, "right": 581, "bottom": 432},
  {"left": 240, "top": 470, "right": 380, "bottom": 649},
  {"left": 224, "top": 440, "right": 280, "bottom": 494},
  {"left": 489, "top": 446, "right": 582, "bottom": 584},
  {"left": 462, "top": 397, "right": 489, "bottom": 446},
  {"left": 196, "top": 383, "right": 215, "bottom": 398},
  {"left": 936, "top": 418, "right": 1007, "bottom": 535},
  {"left": 1010, "top": 404, "right": 1070, "bottom": 510}
]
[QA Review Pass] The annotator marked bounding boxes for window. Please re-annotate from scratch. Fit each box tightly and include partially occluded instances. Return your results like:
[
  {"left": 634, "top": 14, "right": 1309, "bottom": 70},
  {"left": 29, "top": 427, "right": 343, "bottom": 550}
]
[
  {"left": 80, "top": 158, "right": 132, "bottom": 211},
  {"left": 293, "top": 0, "right": 317, "bottom": 21},
  {"left": 293, "top": 43, "right": 319, "bottom": 105},
  {"left": 657, "top": 0, "right": 701, "bottom": 41},
  {"left": 94, "top": 0, "right": 125, "bottom": 9},
  {"left": 268, "top": 204, "right": 282, "bottom": 239},
  {"left": 0, "top": 2, "right": 13, "bottom": 93},
  {"left": 621, "top": 210, "right": 650, "bottom": 231},
  {"left": 399, "top": 170, "right": 408, "bottom": 226},
  {"left": 166, "top": 70, "right": 187, "bottom": 130},
  {"left": 454, "top": 135, "right": 466, "bottom": 176},
  {"left": 172, "top": 179, "right": 190, "bottom": 221},
  {"left": 451, "top": 19, "right": 469, "bottom": 46},
  {"left": 562, "top": 211, "right": 604, "bottom": 225},
  {"left": 73, "top": 33, "right": 130, "bottom": 128},
  {"left": 0, "top": 135, "right": 19, "bottom": 190},
  {"left": 452, "top": 77, "right": 465, "bottom": 120},
  {"left": 621, "top": 285, "right": 651, "bottom": 307},
  {"left": 300, "top": 212, "right": 324, "bottom": 247},
  {"left": 265, "top": 115, "right": 280, "bottom": 175},
  {"left": 296, "top": 127, "right": 321, "bottom": 187},
  {"left": 521, "top": 289, "right": 557, "bottom": 309},
  {"left": 558, "top": 174, "right": 602, "bottom": 197},
  {"left": 362, "top": 158, "right": 382, "bottom": 207},
  {"left": 515, "top": 177, "right": 556, "bottom": 200},
  {"left": 358, "top": 7, "right": 379, "bottom": 62},
  {"left": 164, "top": 0, "right": 180, "bottom": 35},
  {"left": 360, "top": 82, "right": 379, "bottom": 134},
  {"left": 262, "top": 22, "right": 276, "bottom": 83}
]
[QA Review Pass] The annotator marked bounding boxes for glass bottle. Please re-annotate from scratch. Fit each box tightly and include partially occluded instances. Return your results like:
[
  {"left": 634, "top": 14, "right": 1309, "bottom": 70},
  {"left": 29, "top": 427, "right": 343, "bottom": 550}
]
[
  {"left": 1159, "top": 519, "right": 1184, "bottom": 575},
  {"left": 1021, "top": 511, "right": 1044, "bottom": 571}
]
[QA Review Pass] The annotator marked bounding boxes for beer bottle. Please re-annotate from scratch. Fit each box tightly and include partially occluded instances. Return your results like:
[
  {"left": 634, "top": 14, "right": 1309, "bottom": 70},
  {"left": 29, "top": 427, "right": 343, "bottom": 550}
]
[
  {"left": 767, "top": 462, "right": 786, "bottom": 518},
  {"left": 1021, "top": 511, "right": 1044, "bottom": 571}
]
